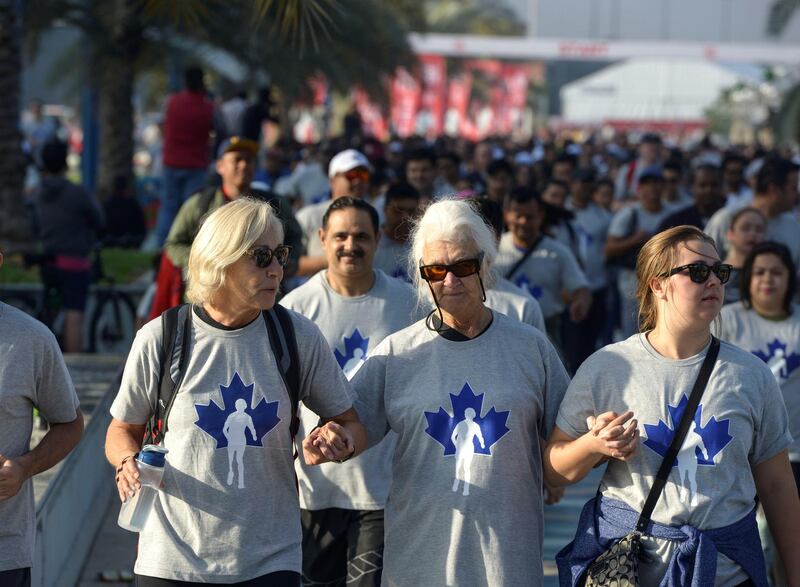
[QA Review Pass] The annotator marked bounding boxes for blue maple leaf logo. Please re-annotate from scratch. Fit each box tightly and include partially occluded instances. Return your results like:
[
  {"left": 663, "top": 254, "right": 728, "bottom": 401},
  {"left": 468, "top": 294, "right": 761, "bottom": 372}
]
[
  {"left": 424, "top": 382, "right": 511, "bottom": 456},
  {"left": 391, "top": 266, "right": 410, "bottom": 282},
  {"left": 334, "top": 329, "right": 370, "bottom": 371},
  {"left": 194, "top": 372, "right": 281, "bottom": 449},
  {"left": 513, "top": 274, "right": 543, "bottom": 299},
  {"left": 643, "top": 395, "right": 733, "bottom": 466},
  {"left": 752, "top": 338, "right": 800, "bottom": 381}
]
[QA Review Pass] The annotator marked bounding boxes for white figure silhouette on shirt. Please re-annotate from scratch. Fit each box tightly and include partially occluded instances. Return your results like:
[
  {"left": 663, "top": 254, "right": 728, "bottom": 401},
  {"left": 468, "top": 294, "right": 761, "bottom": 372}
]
[
  {"left": 451, "top": 408, "right": 485, "bottom": 497},
  {"left": 767, "top": 348, "right": 788, "bottom": 383},
  {"left": 223, "top": 398, "right": 257, "bottom": 489},
  {"left": 342, "top": 347, "right": 366, "bottom": 380},
  {"left": 677, "top": 420, "right": 710, "bottom": 507}
]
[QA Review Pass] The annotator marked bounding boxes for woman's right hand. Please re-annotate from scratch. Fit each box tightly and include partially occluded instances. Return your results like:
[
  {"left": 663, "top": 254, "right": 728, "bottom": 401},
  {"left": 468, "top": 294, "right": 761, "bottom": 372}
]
[
  {"left": 115, "top": 454, "right": 141, "bottom": 503},
  {"left": 586, "top": 411, "right": 639, "bottom": 461}
]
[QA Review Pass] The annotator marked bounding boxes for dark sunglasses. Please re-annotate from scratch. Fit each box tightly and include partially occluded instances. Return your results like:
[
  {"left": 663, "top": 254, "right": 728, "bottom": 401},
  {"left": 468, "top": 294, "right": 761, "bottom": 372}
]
[
  {"left": 661, "top": 262, "right": 732, "bottom": 284},
  {"left": 244, "top": 245, "right": 292, "bottom": 268},
  {"left": 343, "top": 168, "right": 370, "bottom": 183},
  {"left": 419, "top": 254, "right": 483, "bottom": 282}
]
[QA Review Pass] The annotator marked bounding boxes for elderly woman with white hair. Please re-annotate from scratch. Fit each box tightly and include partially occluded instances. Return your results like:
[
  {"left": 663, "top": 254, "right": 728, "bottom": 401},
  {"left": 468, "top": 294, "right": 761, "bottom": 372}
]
[
  {"left": 105, "top": 198, "right": 366, "bottom": 587},
  {"left": 351, "top": 199, "right": 570, "bottom": 587}
]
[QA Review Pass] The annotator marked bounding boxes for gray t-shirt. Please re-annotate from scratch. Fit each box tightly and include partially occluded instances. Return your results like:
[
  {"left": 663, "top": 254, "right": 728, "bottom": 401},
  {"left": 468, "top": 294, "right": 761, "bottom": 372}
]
[
  {"left": 706, "top": 206, "right": 800, "bottom": 266},
  {"left": 486, "top": 276, "right": 546, "bottom": 332},
  {"left": 296, "top": 200, "right": 329, "bottom": 259},
  {"left": 280, "top": 270, "right": 421, "bottom": 510},
  {"left": 110, "top": 309, "right": 352, "bottom": 582},
  {"left": 556, "top": 334, "right": 791, "bottom": 586},
  {"left": 0, "top": 303, "right": 79, "bottom": 571},
  {"left": 719, "top": 302, "right": 800, "bottom": 460},
  {"left": 608, "top": 203, "right": 673, "bottom": 298},
  {"left": 372, "top": 237, "right": 411, "bottom": 282},
  {"left": 352, "top": 313, "right": 570, "bottom": 586},
  {"left": 495, "top": 233, "right": 589, "bottom": 319},
  {"left": 569, "top": 202, "right": 613, "bottom": 290}
]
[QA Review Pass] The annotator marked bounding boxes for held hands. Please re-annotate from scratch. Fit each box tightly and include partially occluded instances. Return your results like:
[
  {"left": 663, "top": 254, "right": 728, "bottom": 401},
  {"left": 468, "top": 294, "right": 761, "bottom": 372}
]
[
  {"left": 586, "top": 411, "right": 639, "bottom": 462},
  {"left": 0, "top": 454, "right": 26, "bottom": 501},
  {"left": 303, "top": 421, "right": 355, "bottom": 465}
]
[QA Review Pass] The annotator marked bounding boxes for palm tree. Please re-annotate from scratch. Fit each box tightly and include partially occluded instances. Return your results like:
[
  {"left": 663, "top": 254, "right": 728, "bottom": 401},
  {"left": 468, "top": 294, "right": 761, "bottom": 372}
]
[
  {"left": 0, "top": 0, "right": 29, "bottom": 244},
  {"left": 0, "top": 0, "right": 418, "bottom": 245}
]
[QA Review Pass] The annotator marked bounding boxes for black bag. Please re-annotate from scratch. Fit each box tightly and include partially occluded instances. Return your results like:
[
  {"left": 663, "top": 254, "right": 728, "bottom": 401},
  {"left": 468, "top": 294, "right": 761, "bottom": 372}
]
[
  {"left": 607, "top": 208, "right": 640, "bottom": 270},
  {"left": 144, "top": 304, "right": 301, "bottom": 446},
  {"left": 584, "top": 337, "right": 721, "bottom": 586}
]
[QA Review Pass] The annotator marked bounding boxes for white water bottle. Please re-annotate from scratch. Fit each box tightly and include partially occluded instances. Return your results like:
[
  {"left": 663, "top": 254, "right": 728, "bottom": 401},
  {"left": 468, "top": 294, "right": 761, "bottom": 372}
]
[{"left": 117, "top": 445, "right": 169, "bottom": 532}]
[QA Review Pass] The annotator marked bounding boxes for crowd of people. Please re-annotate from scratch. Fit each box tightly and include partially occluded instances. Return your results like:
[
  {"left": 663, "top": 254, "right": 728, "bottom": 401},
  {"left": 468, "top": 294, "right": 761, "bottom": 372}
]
[{"left": 3, "top": 66, "right": 800, "bottom": 587}]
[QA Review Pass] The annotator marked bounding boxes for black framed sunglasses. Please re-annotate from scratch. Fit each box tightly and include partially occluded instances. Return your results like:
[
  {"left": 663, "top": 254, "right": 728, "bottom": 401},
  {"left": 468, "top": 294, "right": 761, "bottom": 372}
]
[
  {"left": 419, "top": 254, "right": 483, "bottom": 282},
  {"left": 661, "top": 262, "right": 732, "bottom": 284},
  {"left": 244, "top": 245, "right": 292, "bottom": 268}
]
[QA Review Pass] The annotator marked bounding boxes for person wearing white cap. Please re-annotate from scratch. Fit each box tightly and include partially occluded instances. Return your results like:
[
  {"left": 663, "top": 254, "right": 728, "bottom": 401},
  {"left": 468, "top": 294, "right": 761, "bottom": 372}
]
[{"left": 295, "top": 149, "right": 372, "bottom": 277}]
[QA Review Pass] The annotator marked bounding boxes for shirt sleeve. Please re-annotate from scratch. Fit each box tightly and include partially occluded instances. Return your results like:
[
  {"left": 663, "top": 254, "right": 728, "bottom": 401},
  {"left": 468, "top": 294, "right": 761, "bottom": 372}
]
[
  {"left": 555, "top": 354, "right": 600, "bottom": 439},
  {"left": 539, "top": 335, "right": 571, "bottom": 440},
  {"left": 351, "top": 340, "right": 390, "bottom": 448},
  {"left": 608, "top": 206, "right": 634, "bottom": 238},
  {"left": 749, "top": 366, "right": 793, "bottom": 465},
  {"left": 35, "top": 330, "right": 80, "bottom": 423},
  {"left": 293, "top": 314, "right": 354, "bottom": 419},
  {"left": 110, "top": 320, "right": 161, "bottom": 425}
]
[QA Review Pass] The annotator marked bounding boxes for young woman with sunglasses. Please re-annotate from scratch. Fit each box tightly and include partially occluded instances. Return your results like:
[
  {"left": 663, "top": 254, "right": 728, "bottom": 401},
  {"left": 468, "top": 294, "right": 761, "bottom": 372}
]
[
  {"left": 547, "top": 225, "right": 800, "bottom": 586},
  {"left": 106, "top": 198, "right": 366, "bottom": 586},
  {"left": 352, "top": 199, "right": 570, "bottom": 586},
  {"left": 723, "top": 207, "right": 767, "bottom": 304}
]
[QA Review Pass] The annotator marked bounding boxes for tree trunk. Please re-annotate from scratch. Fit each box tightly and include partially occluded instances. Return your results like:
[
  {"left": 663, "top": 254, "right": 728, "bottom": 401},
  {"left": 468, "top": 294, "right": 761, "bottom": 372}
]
[
  {"left": 0, "top": 0, "right": 31, "bottom": 246},
  {"left": 96, "top": 54, "right": 135, "bottom": 199},
  {"left": 94, "top": 0, "right": 141, "bottom": 200}
]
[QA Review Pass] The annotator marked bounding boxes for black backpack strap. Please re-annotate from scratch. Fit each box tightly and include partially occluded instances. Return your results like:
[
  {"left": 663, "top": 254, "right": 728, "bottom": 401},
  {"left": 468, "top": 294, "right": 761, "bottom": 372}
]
[
  {"left": 263, "top": 305, "right": 301, "bottom": 439},
  {"left": 635, "top": 336, "right": 720, "bottom": 532},
  {"left": 146, "top": 304, "right": 192, "bottom": 446},
  {"left": 504, "top": 235, "right": 544, "bottom": 280},
  {"left": 197, "top": 185, "right": 218, "bottom": 216}
]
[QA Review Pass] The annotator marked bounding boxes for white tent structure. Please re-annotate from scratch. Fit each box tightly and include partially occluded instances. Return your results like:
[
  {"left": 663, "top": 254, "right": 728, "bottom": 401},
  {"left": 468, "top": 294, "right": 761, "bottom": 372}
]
[{"left": 560, "top": 58, "right": 744, "bottom": 126}]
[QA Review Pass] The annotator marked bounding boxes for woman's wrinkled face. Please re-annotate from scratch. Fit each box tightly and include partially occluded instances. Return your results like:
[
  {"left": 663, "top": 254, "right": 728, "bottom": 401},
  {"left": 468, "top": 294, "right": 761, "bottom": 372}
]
[
  {"left": 421, "top": 240, "right": 484, "bottom": 318},
  {"left": 223, "top": 228, "right": 284, "bottom": 313},
  {"left": 749, "top": 253, "right": 789, "bottom": 314},
  {"left": 657, "top": 240, "right": 724, "bottom": 327},
  {"left": 726, "top": 211, "right": 766, "bottom": 259}
]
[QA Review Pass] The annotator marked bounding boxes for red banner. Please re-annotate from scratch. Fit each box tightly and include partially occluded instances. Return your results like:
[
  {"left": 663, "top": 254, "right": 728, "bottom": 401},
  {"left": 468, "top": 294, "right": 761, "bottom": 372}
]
[
  {"left": 418, "top": 55, "right": 447, "bottom": 138},
  {"left": 445, "top": 71, "right": 473, "bottom": 137},
  {"left": 498, "top": 64, "right": 530, "bottom": 135},
  {"left": 390, "top": 67, "right": 421, "bottom": 137},
  {"left": 353, "top": 88, "right": 389, "bottom": 141}
]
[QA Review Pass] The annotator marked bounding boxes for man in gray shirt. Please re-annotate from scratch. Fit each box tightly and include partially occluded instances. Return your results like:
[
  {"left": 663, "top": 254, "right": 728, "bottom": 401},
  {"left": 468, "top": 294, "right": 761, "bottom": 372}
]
[
  {"left": 0, "top": 250, "right": 84, "bottom": 587},
  {"left": 705, "top": 157, "right": 800, "bottom": 265},
  {"left": 281, "top": 197, "right": 421, "bottom": 587}
]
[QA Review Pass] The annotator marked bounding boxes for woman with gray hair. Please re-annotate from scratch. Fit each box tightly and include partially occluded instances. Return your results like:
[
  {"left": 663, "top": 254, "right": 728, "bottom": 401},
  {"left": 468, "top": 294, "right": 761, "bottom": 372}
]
[
  {"left": 351, "top": 199, "right": 570, "bottom": 586},
  {"left": 105, "top": 197, "right": 366, "bottom": 586}
]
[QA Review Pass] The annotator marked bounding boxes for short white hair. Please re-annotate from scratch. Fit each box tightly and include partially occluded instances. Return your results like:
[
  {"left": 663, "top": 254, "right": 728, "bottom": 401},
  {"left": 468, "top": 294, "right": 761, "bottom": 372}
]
[
  {"left": 186, "top": 197, "right": 284, "bottom": 305},
  {"left": 408, "top": 198, "right": 497, "bottom": 305}
]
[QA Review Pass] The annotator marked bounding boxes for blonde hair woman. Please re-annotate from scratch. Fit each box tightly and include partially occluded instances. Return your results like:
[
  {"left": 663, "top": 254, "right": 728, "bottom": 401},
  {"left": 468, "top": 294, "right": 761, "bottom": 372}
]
[
  {"left": 106, "top": 198, "right": 365, "bottom": 586},
  {"left": 546, "top": 225, "right": 800, "bottom": 586}
]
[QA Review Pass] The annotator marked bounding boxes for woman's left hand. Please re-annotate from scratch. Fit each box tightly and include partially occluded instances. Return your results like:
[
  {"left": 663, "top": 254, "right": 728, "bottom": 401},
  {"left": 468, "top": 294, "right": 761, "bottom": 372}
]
[{"left": 302, "top": 421, "right": 355, "bottom": 465}]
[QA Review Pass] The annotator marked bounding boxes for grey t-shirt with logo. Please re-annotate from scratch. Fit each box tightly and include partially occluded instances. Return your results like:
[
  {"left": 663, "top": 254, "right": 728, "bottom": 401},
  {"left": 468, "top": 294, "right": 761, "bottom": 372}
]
[
  {"left": 0, "top": 303, "right": 79, "bottom": 572},
  {"left": 719, "top": 302, "right": 800, "bottom": 461},
  {"left": 352, "top": 312, "right": 570, "bottom": 586},
  {"left": 568, "top": 202, "right": 613, "bottom": 291},
  {"left": 486, "top": 276, "right": 546, "bottom": 332},
  {"left": 495, "top": 232, "right": 589, "bottom": 320},
  {"left": 280, "top": 269, "right": 421, "bottom": 510},
  {"left": 556, "top": 334, "right": 791, "bottom": 586},
  {"left": 110, "top": 309, "right": 352, "bottom": 582},
  {"left": 372, "top": 238, "right": 412, "bottom": 282}
]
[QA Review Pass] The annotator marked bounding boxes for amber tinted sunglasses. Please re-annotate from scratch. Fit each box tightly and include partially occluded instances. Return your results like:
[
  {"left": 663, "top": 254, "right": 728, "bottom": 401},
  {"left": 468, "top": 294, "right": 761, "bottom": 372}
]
[{"left": 419, "top": 254, "right": 483, "bottom": 282}]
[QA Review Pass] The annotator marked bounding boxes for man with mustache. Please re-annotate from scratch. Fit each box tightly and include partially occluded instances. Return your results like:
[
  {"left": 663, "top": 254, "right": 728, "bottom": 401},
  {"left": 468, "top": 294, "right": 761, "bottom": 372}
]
[{"left": 280, "top": 197, "right": 422, "bottom": 587}]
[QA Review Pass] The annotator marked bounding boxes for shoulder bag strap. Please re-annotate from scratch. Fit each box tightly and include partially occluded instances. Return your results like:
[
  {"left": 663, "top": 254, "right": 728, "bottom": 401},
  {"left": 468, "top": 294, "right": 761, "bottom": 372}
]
[
  {"left": 635, "top": 336, "right": 720, "bottom": 533},
  {"left": 504, "top": 235, "right": 544, "bottom": 280}
]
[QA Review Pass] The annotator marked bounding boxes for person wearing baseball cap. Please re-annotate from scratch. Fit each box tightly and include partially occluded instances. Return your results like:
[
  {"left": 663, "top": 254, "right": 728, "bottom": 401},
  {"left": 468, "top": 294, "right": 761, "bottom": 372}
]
[
  {"left": 294, "top": 149, "right": 372, "bottom": 277},
  {"left": 148, "top": 136, "right": 303, "bottom": 318}
]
